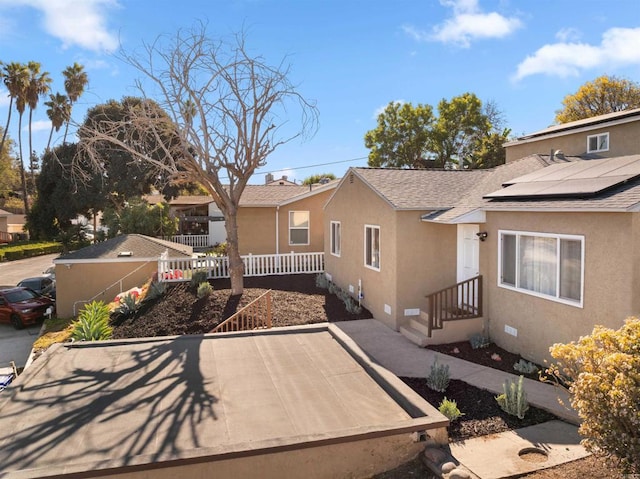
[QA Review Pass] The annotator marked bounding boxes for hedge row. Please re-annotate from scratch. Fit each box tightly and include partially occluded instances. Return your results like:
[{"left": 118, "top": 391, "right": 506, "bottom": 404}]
[{"left": 0, "top": 242, "right": 64, "bottom": 262}]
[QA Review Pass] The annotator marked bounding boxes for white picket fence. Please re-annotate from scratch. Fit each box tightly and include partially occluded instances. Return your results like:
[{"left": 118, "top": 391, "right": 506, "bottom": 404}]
[
  {"left": 163, "top": 234, "right": 210, "bottom": 248},
  {"left": 158, "top": 251, "right": 325, "bottom": 283}
]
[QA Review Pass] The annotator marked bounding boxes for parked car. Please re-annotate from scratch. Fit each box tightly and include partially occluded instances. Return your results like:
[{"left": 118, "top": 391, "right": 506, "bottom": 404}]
[
  {"left": 17, "top": 276, "right": 56, "bottom": 299},
  {"left": 0, "top": 287, "right": 55, "bottom": 329},
  {"left": 42, "top": 265, "right": 56, "bottom": 281}
]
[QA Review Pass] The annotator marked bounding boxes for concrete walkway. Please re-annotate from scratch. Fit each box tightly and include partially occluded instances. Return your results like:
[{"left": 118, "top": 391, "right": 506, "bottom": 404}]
[
  {"left": 334, "top": 319, "right": 587, "bottom": 478},
  {"left": 333, "top": 319, "right": 580, "bottom": 425}
]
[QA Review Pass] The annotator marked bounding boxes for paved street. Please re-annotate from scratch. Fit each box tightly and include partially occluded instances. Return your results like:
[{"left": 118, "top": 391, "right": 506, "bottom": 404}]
[
  {"left": 0, "top": 254, "right": 60, "bottom": 371},
  {"left": 0, "top": 253, "right": 59, "bottom": 287}
]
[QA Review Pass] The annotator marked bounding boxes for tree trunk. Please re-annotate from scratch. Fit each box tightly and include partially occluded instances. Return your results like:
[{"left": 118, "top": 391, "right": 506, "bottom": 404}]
[
  {"left": 17, "top": 112, "right": 29, "bottom": 215},
  {"left": 224, "top": 209, "right": 244, "bottom": 295},
  {"left": 1, "top": 98, "right": 13, "bottom": 154}
]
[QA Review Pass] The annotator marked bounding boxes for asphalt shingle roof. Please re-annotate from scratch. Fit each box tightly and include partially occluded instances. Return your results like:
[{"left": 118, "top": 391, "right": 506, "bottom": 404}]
[
  {"left": 57, "top": 234, "right": 192, "bottom": 261},
  {"left": 353, "top": 167, "right": 489, "bottom": 210}
]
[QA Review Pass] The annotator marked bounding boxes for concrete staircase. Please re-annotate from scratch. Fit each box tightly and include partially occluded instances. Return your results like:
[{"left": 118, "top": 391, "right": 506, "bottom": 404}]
[{"left": 400, "top": 311, "right": 485, "bottom": 347}]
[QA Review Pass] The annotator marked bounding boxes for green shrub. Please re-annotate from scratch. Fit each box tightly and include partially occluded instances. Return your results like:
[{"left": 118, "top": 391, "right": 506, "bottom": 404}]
[
  {"left": 426, "top": 355, "right": 450, "bottom": 392},
  {"left": 71, "top": 301, "right": 112, "bottom": 341},
  {"left": 328, "top": 281, "right": 339, "bottom": 295},
  {"left": 548, "top": 318, "right": 640, "bottom": 473},
  {"left": 513, "top": 359, "right": 538, "bottom": 375},
  {"left": 343, "top": 296, "right": 362, "bottom": 315},
  {"left": 190, "top": 269, "right": 208, "bottom": 288},
  {"left": 438, "top": 397, "right": 464, "bottom": 421},
  {"left": 146, "top": 281, "right": 166, "bottom": 301},
  {"left": 469, "top": 333, "right": 490, "bottom": 349},
  {"left": 115, "top": 293, "right": 139, "bottom": 318},
  {"left": 197, "top": 281, "right": 213, "bottom": 299},
  {"left": 496, "top": 375, "right": 529, "bottom": 419},
  {"left": 315, "top": 273, "right": 330, "bottom": 289}
]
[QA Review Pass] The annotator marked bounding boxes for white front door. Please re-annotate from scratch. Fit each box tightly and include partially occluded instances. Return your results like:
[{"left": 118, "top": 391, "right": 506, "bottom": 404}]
[{"left": 457, "top": 224, "right": 480, "bottom": 283}]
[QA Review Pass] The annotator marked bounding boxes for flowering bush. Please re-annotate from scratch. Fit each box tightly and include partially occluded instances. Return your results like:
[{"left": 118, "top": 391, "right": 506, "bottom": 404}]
[{"left": 548, "top": 317, "right": 640, "bottom": 472}]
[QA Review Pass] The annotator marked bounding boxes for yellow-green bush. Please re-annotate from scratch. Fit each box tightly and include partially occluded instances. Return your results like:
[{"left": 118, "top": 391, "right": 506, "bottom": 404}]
[
  {"left": 0, "top": 242, "right": 63, "bottom": 261},
  {"left": 549, "top": 317, "right": 640, "bottom": 472}
]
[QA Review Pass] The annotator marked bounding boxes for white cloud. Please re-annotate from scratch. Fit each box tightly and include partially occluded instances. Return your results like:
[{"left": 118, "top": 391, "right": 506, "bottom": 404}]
[
  {"left": 27, "top": 120, "right": 52, "bottom": 132},
  {"left": 404, "top": 0, "right": 522, "bottom": 48},
  {"left": 373, "top": 100, "right": 406, "bottom": 120},
  {"left": 555, "top": 27, "right": 581, "bottom": 43},
  {"left": 513, "top": 27, "right": 640, "bottom": 81},
  {"left": 6, "top": 0, "right": 119, "bottom": 53},
  {"left": 0, "top": 89, "right": 10, "bottom": 108}
]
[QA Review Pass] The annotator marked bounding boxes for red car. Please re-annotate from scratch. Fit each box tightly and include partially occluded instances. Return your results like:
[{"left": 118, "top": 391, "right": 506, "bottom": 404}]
[{"left": 0, "top": 287, "right": 55, "bottom": 329}]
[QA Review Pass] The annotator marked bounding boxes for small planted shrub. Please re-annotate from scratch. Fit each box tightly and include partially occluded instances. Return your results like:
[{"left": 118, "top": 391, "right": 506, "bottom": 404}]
[
  {"left": 343, "top": 296, "right": 362, "bottom": 315},
  {"left": 71, "top": 301, "right": 112, "bottom": 341},
  {"left": 328, "top": 281, "right": 339, "bottom": 296},
  {"left": 496, "top": 375, "right": 529, "bottom": 419},
  {"left": 426, "top": 355, "right": 450, "bottom": 392},
  {"left": 197, "top": 281, "right": 213, "bottom": 299},
  {"left": 190, "top": 269, "right": 208, "bottom": 288},
  {"left": 513, "top": 359, "right": 538, "bottom": 375},
  {"left": 548, "top": 318, "right": 640, "bottom": 473},
  {"left": 438, "top": 397, "right": 464, "bottom": 421},
  {"left": 469, "top": 333, "right": 490, "bottom": 349},
  {"left": 315, "top": 273, "right": 330, "bottom": 289},
  {"left": 115, "top": 293, "right": 139, "bottom": 318},
  {"left": 146, "top": 281, "right": 166, "bottom": 301}
]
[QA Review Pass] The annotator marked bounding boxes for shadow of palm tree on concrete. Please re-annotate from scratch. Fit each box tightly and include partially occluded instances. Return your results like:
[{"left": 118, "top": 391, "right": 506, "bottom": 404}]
[{"left": 0, "top": 335, "right": 218, "bottom": 474}]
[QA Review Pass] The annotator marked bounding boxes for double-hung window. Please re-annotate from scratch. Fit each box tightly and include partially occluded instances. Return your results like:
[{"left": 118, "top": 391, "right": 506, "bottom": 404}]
[
  {"left": 364, "top": 225, "right": 380, "bottom": 270},
  {"left": 330, "top": 221, "right": 341, "bottom": 256},
  {"left": 499, "top": 230, "right": 584, "bottom": 306},
  {"left": 587, "top": 132, "right": 609, "bottom": 153},
  {"left": 289, "top": 211, "right": 309, "bottom": 245}
]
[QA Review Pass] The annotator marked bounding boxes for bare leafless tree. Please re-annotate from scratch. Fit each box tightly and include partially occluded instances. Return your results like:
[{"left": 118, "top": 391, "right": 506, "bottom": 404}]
[{"left": 78, "top": 24, "right": 318, "bottom": 294}]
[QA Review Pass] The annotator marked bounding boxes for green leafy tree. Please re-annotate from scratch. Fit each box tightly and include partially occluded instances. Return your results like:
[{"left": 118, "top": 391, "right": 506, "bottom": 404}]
[
  {"left": 548, "top": 318, "right": 640, "bottom": 472},
  {"left": 365, "top": 102, "right": 435, "bottom": 168},
  {"left": 78, "top": 25, "right": 318, "bottom": 295},
  {"left": 0, "top": 129, "right": 21, "bottom": 209},
  {"left": 101, "top": 198, "right": 177, "bottom": 238},
  {"left": 302, "top": 173, "right": 336, "bottom": 185},
  {"left": 62, "top": 62, "right": 88, "bottom": 143},
  {"left": 81, "top": 97, "right": 175, "bottom": 213},
  {"left": 431, "top": 93, "right": 491, "bottom": 169},
  {"left": 27, "top": 143, "right": 105, "bottom": 240},
  {"left": 365, "top": 94, "right": 506, "bottom": 169},
  {"left": 556, "top": 75, "right": 640, "bottom": 123}
]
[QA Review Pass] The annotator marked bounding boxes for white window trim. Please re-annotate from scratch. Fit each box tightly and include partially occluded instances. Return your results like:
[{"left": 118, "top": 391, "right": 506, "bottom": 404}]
[
  {"left": 288, "top": 210, "right": 310, "bottom": 246},
  {"left": 330, "top": 221, "right": 341, "bottom": 257},
  {"left": 497, "top": 229, "right": 585, "bottom": 308},
  {"left": 364, "top": 224, "right": 381, "bottom": 271},
  {"left": 586, "top": 132, "right": 609, "bottom": 153}
]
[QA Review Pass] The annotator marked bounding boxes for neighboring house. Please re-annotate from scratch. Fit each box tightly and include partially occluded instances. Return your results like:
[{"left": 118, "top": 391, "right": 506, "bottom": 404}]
[
  {"left": 54, "top": 234, "right": 192, "bottom": 318},
  {"left": 325, "top": 150, "right": 640, "bottom": 365},
  {"left": 0, "top": 209, "right": 27, "bottom": 243},
  {"left": 504, "top": 107, "right": 640, "bottom": 163},
  {"left": 148, "top": 180, "right": 338, "bottom": 254}
]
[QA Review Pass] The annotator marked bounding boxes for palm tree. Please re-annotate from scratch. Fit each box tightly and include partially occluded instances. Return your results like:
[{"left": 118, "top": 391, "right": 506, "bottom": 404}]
[
  {"left": 45, "top": 92, "right": 70, "bottom": 151},
  {"left": 1, "top": 62, "right": 29, "bottom": 156},
  {"left": 26, "top": 61, "right": 52, "bottom": 185},
  {"left": 62, "top": 62, "right": 88, "bottom": 143},
  {"left": 14, "top": 69, "right": 30, "bottom": 214}
]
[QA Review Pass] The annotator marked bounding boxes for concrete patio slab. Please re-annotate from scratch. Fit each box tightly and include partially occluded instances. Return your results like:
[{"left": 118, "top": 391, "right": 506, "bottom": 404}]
[{"left": 449, "top": 421, "right": 589, "bottom": 479}]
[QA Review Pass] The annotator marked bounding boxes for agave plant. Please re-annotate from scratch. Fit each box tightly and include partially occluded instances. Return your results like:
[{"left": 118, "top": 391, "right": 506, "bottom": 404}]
[{"left": 71, "top": 301, "right": 112, "bottom": 341}]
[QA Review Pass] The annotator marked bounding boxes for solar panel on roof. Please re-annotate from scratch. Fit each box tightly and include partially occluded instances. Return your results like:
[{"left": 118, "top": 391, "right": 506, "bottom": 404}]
[{"left": 486, "top": 156, "right": 640, "bottom": 199}]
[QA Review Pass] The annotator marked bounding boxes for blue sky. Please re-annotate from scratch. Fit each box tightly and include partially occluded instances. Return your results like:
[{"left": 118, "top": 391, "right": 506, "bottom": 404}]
[{"left": 1, "top": 0, "right": 639, "bottom": 184}]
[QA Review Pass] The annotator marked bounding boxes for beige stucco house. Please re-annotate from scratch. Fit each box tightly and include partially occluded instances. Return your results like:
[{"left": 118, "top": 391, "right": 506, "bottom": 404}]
[
  {"left": 325, "top": 110, "right": 640, "bottom": 365},
  {"left": 504, "top": 107, "right": 640, "bottom": 163},
  {"left": 0, "top": 209, "right": 27, "bottom": 243},
  {"left": 54, "top": 234, "right": 192, "bottom": 318},
  {"left": 149, "top": 180, "right": 338, "bottom": 255}
]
